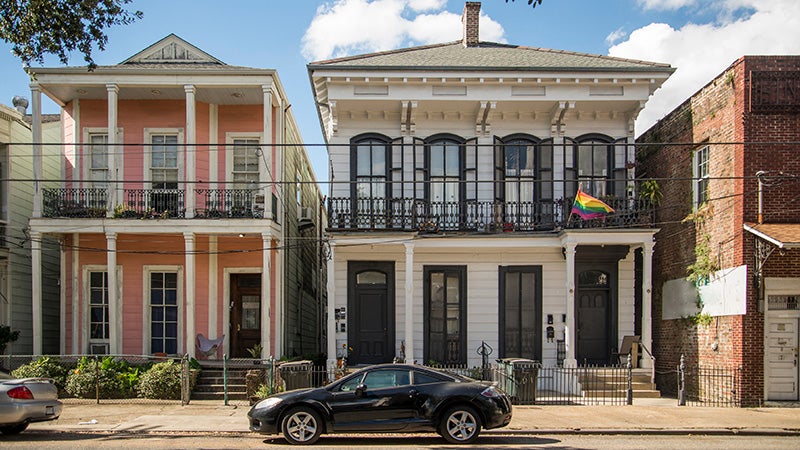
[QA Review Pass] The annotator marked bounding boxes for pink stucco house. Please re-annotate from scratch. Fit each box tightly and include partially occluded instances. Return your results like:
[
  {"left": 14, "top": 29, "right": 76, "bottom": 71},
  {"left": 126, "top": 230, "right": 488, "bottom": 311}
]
[{"left": 26, "top": 35, "right": 324, "bottom": 359}]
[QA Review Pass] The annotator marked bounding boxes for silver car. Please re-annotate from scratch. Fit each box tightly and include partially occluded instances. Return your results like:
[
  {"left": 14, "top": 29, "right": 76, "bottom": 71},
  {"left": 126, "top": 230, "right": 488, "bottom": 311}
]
[{"left": 0, "top": 370, "right": 62, "bottom": 435}]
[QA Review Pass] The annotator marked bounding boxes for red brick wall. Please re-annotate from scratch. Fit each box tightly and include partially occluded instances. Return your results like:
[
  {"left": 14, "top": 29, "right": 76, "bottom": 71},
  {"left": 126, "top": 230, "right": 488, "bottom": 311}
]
[{"left": 637, "top": 56, "right": 800, "bottom": 406}]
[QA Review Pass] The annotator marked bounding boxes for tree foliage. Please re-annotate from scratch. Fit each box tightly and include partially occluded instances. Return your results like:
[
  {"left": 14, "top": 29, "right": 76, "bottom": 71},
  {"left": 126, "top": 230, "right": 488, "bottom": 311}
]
[
  {"left": 0, "top": 0, "right": 142, "bottom": 71},
  {"left": 505, "top": 0, "right": 544, "bottom": 7}
]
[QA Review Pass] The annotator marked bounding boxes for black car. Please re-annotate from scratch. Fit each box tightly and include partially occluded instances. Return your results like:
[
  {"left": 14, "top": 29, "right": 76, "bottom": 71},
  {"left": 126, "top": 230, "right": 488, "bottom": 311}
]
[{"left": 248, "top": 363, "right": 512, "bottom": 445}]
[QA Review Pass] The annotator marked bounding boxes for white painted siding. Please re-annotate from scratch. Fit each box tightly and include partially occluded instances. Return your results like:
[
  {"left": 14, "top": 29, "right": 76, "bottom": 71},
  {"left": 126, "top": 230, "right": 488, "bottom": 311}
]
[{"left": 333, "top": 242, "right": 573, "bottom": 367}]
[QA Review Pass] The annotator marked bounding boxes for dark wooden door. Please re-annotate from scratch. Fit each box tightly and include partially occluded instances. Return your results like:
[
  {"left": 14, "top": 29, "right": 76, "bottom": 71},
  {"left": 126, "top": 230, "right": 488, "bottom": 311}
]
[
  {"left": 577, "top": 289, "right": 609, "bottom": 364},
  {"left": 230, "top": 274, "right": 261, "bottom": 358},
  {"left": 353, "top": 287, "right": 390, "bottom": 364},
  {"left": 348, "top": 262, "right": 394, "bottom": 366}
]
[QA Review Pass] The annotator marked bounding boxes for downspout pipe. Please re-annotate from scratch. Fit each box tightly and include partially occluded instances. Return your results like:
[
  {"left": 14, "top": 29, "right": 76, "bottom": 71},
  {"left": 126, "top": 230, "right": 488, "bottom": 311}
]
[{"left": 756, "top": 170, "right": 765, "bottom": 224}]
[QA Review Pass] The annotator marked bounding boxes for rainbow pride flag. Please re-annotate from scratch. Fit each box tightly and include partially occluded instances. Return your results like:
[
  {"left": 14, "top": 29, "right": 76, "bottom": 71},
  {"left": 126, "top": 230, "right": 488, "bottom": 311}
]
[{"left": 571, "top": 188, "right": 614, "bottom": 220}]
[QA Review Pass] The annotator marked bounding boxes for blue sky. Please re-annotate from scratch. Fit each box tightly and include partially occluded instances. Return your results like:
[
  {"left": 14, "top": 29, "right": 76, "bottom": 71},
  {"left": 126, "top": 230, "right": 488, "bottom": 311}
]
[{"left": 1, "top": 0, "right": 798, "bottom": 182}]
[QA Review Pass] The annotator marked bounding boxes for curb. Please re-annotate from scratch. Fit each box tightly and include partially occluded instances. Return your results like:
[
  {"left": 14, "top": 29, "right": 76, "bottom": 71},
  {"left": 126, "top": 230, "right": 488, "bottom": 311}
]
[
  {"left": 33, "top": 427, "right": 800, "bottom": 437},
  {"left": 484, "top": 427, "right": 800, "bottom": 436}
]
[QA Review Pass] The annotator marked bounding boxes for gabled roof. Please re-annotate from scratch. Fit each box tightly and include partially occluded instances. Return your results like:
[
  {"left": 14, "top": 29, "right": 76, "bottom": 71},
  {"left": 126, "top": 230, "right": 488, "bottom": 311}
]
[
  {"left": 120, "top": 33, "right": 225, "bottom": 66},
  {"left": 308, "top": 41, "right": 674, "bottom": 74}
]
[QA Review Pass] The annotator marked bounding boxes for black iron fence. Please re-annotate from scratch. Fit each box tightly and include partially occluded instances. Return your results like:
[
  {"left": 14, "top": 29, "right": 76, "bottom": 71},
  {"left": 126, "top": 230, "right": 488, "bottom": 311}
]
[
  {"left": 677, "top": 355, "right": 742, "bottom": 407},
  {"left": 0, "top": 353, "right": 743, "bottom": 408}
]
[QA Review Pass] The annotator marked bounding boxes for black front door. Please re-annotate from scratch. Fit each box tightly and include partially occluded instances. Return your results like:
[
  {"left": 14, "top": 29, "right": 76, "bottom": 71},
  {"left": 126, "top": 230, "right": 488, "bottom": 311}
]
[
  {"left": 348, "top": 262, "right": 394, "bottom": 365},
  {"left": 576, "top": 288, "right": 610, "bottom": 364}
]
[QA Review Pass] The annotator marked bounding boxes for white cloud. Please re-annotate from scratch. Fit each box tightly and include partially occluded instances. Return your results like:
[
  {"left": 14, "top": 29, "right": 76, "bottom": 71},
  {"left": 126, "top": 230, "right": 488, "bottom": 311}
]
[
  {"left": 610, "top": 0, "right": 800, "bottom": 135},
  {"left": 605, "top": 27, "right": 627, "bottom": 46},
  {"left": 637, "top": 0, "right": 698, "bottom": 10},
  {"left": 302, "top": 0, "right": 506, "bottom": 61},
  {"left": 407, "top": 0, "right": 447, "bottom": 11}
]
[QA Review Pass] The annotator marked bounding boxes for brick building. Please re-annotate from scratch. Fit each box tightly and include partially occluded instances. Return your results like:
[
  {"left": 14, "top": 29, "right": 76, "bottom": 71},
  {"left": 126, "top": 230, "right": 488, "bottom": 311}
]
[{"left": 637, "top": 56, "right": 800, "bottom": 405}]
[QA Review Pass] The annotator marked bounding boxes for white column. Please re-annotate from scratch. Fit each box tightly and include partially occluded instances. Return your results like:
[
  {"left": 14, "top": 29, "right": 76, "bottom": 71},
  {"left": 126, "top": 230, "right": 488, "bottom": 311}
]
[
  {"left": 262, "top": 85, "right": 273, "bottom": 221},
  {"left": 31, "top": 231, "right": 42, "bottom": 355},
  {"left": 184, "top": 85, "right": 196, "bottom": 218},
  {"left": 209, "top": 104, "right": 219, "bottom": 190},
  {"left": 326, "top": 245, "right": 336, "bottom": 371},
  {"left": 59, "top": 239, "right": 66, "bottom": 354},
  {"left": 404, "top": 242, "right": 415, "bottom": 363},
  {"left": 641, "top": 241, "right": 655, "bottom": 369},
  {"left": 274, "top": 236, "right": 283, "bottom": 358},
  {"left": 208, "top": 236, "right": 218, "bottom": 339},
  {"left": 106, "top": 232, "right": 119, "bottom": 354},
  {"left": 106, "top": 84, "right": 118, "bottom": 215},
  {"left": 184, "top": 232, "right": 196, "bottom": 357},
  {"left": 564, "top": 243, "right": 577, "bottom": 367},
  {"left": 261, "top": 232, "right": 272, "bottom": 358},
  {"left": 30, "top": 83, "right": 42, "bottom": 217},
  {"left": 72, "top": 233, "right": 80, "bottom": 354}
]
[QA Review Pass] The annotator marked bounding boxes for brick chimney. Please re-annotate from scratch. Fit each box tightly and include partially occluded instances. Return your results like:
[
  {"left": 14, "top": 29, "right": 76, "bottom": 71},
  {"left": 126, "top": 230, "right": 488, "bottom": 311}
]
[{"left": 462, "top": 2, "right": 481, "bottom": 47}]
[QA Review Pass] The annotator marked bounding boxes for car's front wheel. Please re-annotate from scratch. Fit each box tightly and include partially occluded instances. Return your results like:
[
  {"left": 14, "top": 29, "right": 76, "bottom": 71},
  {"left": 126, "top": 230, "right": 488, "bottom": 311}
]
[
  {"left": 281, "top": 406, "right": 322, "bottom": 445},
  {"left": 439, "top": 405, "right": 482, "bottom": 444},
  {"left": 0, "top": 422, "right": 29, "bottom": 435}
]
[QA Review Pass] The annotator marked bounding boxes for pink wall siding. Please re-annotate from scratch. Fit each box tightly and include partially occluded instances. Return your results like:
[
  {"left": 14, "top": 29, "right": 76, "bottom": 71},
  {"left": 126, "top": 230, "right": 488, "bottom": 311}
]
[{"left": 65, "top": 233, "right": 273, "bottom": 355}]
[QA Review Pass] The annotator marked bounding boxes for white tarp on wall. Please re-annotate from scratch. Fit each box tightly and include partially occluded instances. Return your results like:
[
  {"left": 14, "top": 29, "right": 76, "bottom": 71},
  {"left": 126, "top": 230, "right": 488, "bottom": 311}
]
[{"left": 662, "top": 265, "right": 748, "bottom": 320}]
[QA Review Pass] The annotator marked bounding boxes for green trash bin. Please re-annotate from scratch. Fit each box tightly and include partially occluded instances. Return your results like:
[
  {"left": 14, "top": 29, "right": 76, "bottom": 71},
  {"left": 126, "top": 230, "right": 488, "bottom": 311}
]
[
  {"left": 496, "top": 358, "right": 538, "bottom": 404},
  {"left": 279, "top": 360, "right": 313, "bottom": 391}
]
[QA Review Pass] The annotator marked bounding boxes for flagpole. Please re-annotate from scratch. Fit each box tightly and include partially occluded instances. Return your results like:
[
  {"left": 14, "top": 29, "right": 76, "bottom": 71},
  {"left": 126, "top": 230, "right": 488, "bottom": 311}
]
[{"left": 567, "top": 183, "right": 582, "bottom": 226}]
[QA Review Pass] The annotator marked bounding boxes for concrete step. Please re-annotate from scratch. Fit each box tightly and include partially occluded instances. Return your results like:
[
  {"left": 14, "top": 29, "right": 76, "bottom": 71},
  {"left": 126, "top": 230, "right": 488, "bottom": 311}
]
[
  {"left": 191, "top": 391, "right": 248, "bottom": 401},
  {"left": 193, "top": 384, "right": 247, "bottom": 393}
]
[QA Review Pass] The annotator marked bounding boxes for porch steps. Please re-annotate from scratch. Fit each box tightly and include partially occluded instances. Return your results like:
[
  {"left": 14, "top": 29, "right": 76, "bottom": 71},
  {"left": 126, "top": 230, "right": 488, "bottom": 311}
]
[
  {"left": 191, "top": 368, "right": 249, "bottom": 401},
  {"left": 578, "top": 368, "right": 661, "bottom": 399}
]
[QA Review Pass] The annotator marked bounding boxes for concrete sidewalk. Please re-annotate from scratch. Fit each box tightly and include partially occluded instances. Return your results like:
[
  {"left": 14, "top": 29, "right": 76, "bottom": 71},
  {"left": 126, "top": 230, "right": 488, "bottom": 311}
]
[{"left": 27, "top": 397, "right": 800, "bottom": 436}]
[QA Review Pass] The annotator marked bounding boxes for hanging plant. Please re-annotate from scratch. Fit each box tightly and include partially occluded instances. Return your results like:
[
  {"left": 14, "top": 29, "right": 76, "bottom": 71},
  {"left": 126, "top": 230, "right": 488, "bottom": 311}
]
[{"left": 638, "top": 180, "right": 662, "bottom": 206}]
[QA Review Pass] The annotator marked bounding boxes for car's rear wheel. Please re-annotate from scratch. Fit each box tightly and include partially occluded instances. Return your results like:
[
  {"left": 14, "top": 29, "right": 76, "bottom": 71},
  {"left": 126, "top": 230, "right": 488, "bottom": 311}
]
[
  {"left": 281, "top": 406, "right": 322, "bottom": 445},
  {"left": 0, "top": 422, "right": 29, "bottom": 435},
  {"left": 439, "top": 405, "right": 481, "bottom": 444}
]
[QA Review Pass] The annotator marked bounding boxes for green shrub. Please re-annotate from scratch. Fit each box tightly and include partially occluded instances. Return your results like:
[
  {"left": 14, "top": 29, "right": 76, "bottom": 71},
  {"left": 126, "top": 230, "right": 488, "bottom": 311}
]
[
  {"left": 137, "top": 360, "right": 183, "bottom": 400},
  {"left": 65, "top": 356, "right": 138, "bottom": 399},
  {"left": 12, "top": 357, "right": 70, "bottom": 395}
]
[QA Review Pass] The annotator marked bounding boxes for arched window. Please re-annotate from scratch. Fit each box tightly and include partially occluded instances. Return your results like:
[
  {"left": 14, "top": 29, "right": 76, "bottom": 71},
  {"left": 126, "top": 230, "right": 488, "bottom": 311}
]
[
  {"left": 565, "top": 134, "right": 625, "bottom": 198},
  {"left": 356, "top": 270, "right": 387, "bottom": 285},
  {"left": 494, "top": 135, "right": 553, "bottom": 203},
  {"left": 578, "top": 270, "right": 610, "bottom": 287},
  {"left": 351, "top": 135, "right": 389, "bottom": 200},
  {"left": 427, "top": 137, "right": 462, "bottom": 207}
]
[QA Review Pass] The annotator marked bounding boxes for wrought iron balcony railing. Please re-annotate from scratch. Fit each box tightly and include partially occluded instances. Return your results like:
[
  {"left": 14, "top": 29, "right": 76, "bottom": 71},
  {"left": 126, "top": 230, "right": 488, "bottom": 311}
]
[
  {"left": 41, "top": 188, "right": 271, "bottom": 220},
  {"left": 43, "top": 188, "right": 108, "bottom": 218},
  {"left": 327, "top": 196, "right": 655, "bottom": 232}
]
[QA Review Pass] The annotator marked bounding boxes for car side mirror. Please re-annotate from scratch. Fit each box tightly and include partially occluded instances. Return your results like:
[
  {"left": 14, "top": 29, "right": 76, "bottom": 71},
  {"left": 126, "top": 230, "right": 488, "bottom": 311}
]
[{"left": 355, "top": 384, "right": 367, "bottom": 397}]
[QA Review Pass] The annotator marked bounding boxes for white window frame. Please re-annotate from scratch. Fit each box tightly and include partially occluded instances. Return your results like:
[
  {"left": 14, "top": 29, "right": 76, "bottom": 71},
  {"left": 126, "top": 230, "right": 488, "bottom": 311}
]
[
  {"left": 142, "top": 265, "right": 183, "bottom": 355},
  {"left": 82, "top": 127, "right": 124, "bottom": 188},
  {"left": 143, "top": 128, "right": 184, "bottom": 190},
  {"left": 81, "top": 264, "right": 122, "bottom": 353},
  {"left": 225, "top": 132, "right": 264, "bottom": 189},
  {"left": 693, "top": 145, "right": 710, "bottom": 208}
]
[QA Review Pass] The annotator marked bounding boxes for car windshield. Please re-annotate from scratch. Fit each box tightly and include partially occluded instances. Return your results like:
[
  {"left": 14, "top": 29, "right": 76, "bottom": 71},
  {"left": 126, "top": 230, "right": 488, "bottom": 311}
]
[{"left": 0, "top": 370, "right": 12, "bottom": 380}]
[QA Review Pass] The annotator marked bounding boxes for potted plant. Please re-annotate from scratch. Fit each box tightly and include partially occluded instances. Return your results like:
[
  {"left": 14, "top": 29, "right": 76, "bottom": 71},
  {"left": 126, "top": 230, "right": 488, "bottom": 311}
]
[{"left": 246, "top": 343, "right": 263, "bottom": 359}]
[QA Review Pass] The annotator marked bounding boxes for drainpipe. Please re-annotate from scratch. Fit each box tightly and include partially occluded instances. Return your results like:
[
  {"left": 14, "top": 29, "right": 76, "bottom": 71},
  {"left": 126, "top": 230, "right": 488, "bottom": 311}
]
[{"left": 756, "top": 171, "right": 765, "bottom": 224}]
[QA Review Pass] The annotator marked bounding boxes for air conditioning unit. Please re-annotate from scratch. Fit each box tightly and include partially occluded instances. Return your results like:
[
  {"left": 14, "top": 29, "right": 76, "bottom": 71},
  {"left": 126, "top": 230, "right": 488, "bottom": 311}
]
[
  {"left": 89, "top": 343, "right": 109, "bottom": 355},
  {"left": 299, "top": 207, "right": 313, "bottom": 222}
]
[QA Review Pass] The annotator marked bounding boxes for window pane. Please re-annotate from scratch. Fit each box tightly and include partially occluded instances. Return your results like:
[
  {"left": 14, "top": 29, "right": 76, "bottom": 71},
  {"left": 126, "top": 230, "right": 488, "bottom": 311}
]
[
  {"left": 430, "top": 145, "right": 443, "bottom": 176},
  {"left": 357, "top": 271, "right": 386, "bottom": 285},
  {"left": 445, "top": 143, "right": 459, "bottom": 175},
  {"left": 413, "top": 372, "right": 443, "bottom": 385},
  {"left": 372, "top": 145, "right": 385, "bottom": 174}
]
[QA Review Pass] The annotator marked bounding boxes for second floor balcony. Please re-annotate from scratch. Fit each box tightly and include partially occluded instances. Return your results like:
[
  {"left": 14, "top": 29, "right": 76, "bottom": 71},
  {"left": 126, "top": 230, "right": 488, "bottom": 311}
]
[
  {"left": 42, "top": 187, "right": 277, "bottom": 220},
  {"left": 327, "top": 195, "right": 655, "bottom": 233}
]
